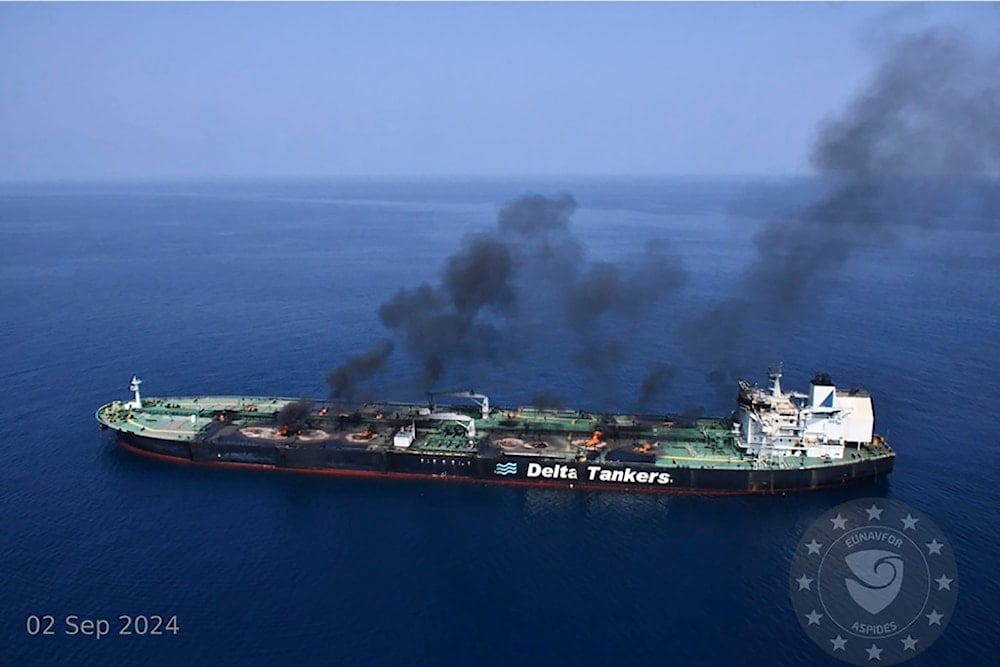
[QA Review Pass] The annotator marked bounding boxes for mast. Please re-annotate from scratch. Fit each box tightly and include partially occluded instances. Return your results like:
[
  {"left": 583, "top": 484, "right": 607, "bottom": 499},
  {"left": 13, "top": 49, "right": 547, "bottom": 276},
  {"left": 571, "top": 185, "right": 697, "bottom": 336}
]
[
  {"left": 128, "top": 376, "right": 143, "bottom": 409},
  {"left": 769, "top": 364, "right": 783, "bottom": 398}
]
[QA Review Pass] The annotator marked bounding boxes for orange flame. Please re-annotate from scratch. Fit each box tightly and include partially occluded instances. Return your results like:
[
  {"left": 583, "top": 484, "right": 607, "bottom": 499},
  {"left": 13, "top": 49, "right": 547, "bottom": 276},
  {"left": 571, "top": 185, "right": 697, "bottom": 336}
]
[{"left": 586, "top": 430, "right": 603, "bottom": 448}]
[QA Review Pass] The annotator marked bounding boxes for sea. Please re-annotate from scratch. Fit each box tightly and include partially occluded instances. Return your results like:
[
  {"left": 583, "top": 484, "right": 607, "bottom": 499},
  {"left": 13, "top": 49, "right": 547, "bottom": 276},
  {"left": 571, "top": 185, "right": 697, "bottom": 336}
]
[{"left": 1, "top": 177, "right": 997, "bottom": 666}]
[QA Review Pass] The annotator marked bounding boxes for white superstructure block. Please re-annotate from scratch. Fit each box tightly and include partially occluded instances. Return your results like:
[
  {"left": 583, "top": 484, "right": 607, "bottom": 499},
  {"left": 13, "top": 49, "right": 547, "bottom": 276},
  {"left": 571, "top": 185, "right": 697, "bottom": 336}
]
[
  {"left": 734, "top": 369, "right": 876, "bottom": 461},
  {"left": 394, "top": 423, "right": 416, "bottom": 448}
]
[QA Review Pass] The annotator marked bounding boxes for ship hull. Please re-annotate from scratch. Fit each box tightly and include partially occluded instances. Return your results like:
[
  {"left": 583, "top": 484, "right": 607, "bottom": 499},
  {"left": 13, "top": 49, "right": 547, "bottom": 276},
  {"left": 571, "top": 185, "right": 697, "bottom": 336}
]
[{"left": 114, "top": 430, "right": 895, "bottom": 495}]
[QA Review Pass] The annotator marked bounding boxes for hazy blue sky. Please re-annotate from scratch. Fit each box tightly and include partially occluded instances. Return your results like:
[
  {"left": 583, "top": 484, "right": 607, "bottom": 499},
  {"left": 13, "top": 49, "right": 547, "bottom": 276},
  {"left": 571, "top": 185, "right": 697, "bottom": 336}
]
[{"left": 1, "top": 2, "right": 995, "bottom": 181}]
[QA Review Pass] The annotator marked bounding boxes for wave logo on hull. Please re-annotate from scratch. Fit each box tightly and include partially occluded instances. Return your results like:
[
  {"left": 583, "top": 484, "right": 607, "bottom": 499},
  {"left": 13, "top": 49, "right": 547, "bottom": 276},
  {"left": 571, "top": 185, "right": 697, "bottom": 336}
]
[
  {"left": 845, "top": 550, "right": 905, "bottom": 614},
  {"left": 494, "top": 462, "right": 518, "bottom": 476}
]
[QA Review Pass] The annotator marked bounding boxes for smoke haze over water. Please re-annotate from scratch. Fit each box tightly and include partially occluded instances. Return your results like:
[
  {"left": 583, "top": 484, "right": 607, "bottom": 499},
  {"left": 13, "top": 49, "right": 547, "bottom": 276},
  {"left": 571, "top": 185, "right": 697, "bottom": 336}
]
[{"left": 328, "top": 28, "right": 1000, "bottom": 408}]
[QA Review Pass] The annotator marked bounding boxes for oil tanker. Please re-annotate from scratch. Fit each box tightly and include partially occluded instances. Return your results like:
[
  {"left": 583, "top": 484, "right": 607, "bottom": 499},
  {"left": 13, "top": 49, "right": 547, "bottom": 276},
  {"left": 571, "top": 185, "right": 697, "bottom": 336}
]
[{"left": 96, "top": 368, "right": 894, "bottom": 494}]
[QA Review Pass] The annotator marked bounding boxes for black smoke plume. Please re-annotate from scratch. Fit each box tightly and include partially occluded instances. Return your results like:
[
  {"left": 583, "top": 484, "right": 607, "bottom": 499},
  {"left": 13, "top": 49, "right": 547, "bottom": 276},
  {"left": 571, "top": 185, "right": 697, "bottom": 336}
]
[
  {"left": 326, "top": 29, "right": 998, "bottom": 407},
  {"left": 531, "top": 392, "right": 566, "bottom": 410},
  {"left": 328, "top": 193, "right": 688, "bottom": 401},
  {"left": 566, "top": 240, "right": 685, "bottom": 327},
  {"left": 277, "top": 398, "right": 314, "bottom": 432},
  {"left": 679, "top": 29, "right": 1000, "bottom": 392},
  {"left": 668, "top": 405, "right": 705, "bottom": 429},
  {"left": 325, "top": 341, "right": 394, "bottom": 403},
  {"left": 638, "top": 363, "right": 677, "bottom": 405}
]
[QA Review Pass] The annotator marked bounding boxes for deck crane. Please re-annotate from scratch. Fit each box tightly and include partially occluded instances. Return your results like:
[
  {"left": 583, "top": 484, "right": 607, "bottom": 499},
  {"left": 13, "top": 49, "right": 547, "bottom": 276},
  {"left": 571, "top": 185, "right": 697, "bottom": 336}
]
[{"left": 426, "top": 390, "right": 491, "bottom": 420}]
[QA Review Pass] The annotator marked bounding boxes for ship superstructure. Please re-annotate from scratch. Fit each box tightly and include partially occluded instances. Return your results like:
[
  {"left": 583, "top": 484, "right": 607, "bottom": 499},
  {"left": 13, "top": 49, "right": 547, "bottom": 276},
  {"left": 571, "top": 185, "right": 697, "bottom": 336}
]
[{"left": 735, "top": 367, "right": 877, "bottom": 466}]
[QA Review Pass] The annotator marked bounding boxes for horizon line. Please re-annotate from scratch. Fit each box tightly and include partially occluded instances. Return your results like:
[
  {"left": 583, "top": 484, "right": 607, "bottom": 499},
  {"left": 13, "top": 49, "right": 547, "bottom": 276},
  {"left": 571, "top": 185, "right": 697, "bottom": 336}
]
[{"left": 0, "top": 172, "right": 818, "bottom": 187}]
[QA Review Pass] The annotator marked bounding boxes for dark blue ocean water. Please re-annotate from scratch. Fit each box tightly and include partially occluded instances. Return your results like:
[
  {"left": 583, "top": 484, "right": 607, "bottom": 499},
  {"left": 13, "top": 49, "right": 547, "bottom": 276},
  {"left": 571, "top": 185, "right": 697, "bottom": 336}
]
[{"left": 1, "top": 178, "right": 997, "bottom": 666}]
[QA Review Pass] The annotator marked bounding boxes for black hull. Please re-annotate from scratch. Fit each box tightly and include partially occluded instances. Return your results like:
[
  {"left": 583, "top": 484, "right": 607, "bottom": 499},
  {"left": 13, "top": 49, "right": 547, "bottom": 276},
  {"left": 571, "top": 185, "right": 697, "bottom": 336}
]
[{"left": 114, "top": 430, "right": 895, "bottom": 495}]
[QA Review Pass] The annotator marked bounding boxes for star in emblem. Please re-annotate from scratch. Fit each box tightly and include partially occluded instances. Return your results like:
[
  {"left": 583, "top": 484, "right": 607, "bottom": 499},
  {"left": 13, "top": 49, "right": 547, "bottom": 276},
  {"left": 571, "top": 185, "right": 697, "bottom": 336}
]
[
  {"left": 935, "top": 574, "right": 953, "bottom": 591},
  {"left": 805, "top": 539, "right": 822, "bottom": 555},
  {"left": 865, "top": 643, "right": 883, "bottom": 661},
  {"left": 830, "top": 635, "right": 847, "bottom": 651},
  {"left": 830, "top": 513, "right": 847, "bottom": 530},
  {"left": 865, "top": 503, "right": 883, "bottom": 520},
  {"left": 796, "top": 574, "right": 814, "bottom": 591},
  {"left": 901, "top": 635, "right": 918, "bottom": 651},
  {"left": 926, "top": 609, "right": 943, "bottom": 626},
  {"left": 805, "top": 609, "right": 823, "bottom": 626},
  {"left": 901, "top": 513, "right": 919, "bottom": 530},
  {"left": 926, "top": 539, "right": 943, "bottom": 555}
]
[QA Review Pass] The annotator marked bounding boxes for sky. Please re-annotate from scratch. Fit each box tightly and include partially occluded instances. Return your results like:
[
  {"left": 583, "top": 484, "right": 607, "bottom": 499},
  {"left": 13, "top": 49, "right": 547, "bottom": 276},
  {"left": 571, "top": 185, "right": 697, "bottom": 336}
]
[{"left": 1, "top": 1, "right": 996, "bottom": 182}]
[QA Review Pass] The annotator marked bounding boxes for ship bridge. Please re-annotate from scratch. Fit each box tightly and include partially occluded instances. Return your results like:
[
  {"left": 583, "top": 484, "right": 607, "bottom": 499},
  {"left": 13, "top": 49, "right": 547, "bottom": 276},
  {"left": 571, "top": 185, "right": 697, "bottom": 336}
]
[{"left": 735, "top": 367, "right": 875, "bottom": 462}]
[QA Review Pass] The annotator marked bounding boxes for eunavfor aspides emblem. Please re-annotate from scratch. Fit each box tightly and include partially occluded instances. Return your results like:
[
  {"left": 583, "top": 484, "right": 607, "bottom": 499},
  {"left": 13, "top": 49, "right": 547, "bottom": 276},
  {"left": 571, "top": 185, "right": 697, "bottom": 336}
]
[{"left": 790, "top": 498, "right": 958, "bottom": 665}]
